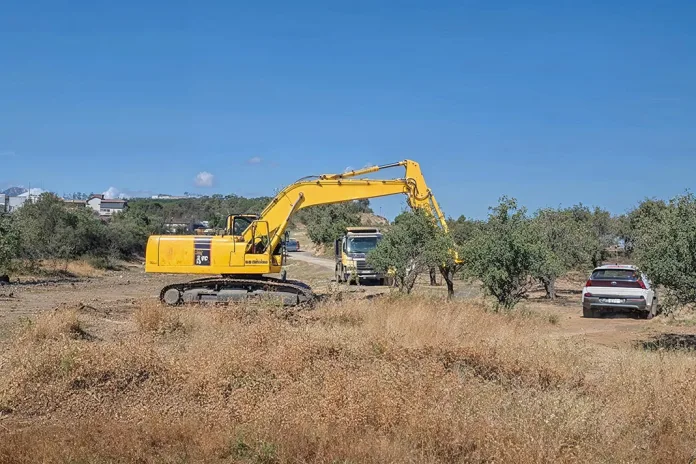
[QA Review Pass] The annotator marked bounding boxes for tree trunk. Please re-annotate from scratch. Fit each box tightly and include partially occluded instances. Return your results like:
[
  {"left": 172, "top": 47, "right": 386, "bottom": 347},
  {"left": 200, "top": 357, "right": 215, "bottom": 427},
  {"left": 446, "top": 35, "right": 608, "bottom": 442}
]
[
  {"left": 405, "top": 271, "right": 419, "bottom": 294},
  {"left": 543, "top": 277, "right": 556, "bottom": 300},
  {"left": 439, "top": 266, "right": 455, "bottom": 300},
  {"left": 429, "top": 267, "right": 438, "bottom": 286}
]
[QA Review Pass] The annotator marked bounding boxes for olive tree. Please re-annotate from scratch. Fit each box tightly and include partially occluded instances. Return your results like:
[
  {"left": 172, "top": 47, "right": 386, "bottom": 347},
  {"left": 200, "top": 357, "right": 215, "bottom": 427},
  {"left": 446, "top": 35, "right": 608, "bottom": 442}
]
[
  {"left": 633, "top": 193, "right": 696, "bottom": 310},
  {"left": 460, "top": 197, "right": 539, "bottom": 309},
  {"left": 368, "top": 208, "right": 458, "bottom": 296},
  {"left": 529, "top": 208, "right": 595, "bottom": 299},
  {"left": 617, "top": 198, "right": 667, "bottom": 256},
  {"left": 568, "top": 204, "right": 616, "bottom": 267}
]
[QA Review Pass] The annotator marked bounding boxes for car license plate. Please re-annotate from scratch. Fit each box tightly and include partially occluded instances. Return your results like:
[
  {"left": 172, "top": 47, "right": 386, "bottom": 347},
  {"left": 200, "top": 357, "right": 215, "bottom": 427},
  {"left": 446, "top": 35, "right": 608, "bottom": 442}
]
[{"left": 599, "top": 298, "right": 624, "bottom": 304}]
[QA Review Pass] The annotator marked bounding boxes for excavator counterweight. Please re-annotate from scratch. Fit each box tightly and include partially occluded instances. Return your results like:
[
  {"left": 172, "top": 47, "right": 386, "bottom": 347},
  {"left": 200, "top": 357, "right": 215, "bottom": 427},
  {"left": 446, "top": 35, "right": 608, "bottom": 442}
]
[{"left": 145, "top": 160, "right": 453, "bottom": 305}]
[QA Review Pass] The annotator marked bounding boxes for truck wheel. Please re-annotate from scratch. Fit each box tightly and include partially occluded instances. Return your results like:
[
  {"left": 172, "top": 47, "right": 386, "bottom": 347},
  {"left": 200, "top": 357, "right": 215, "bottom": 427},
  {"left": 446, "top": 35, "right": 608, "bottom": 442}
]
[
  {"left": 335, "top": 266, "right": 343, "bottom": 283},
  {"left": 583, "top": 307, "right": 596, "bottom": 318}
]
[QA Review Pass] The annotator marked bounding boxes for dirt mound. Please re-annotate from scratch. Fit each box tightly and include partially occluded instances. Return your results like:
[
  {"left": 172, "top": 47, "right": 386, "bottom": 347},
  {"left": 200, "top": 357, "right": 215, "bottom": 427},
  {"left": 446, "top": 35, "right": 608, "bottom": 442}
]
[{"left": 359, "top": 212, "right": 388, "bottom": 226}]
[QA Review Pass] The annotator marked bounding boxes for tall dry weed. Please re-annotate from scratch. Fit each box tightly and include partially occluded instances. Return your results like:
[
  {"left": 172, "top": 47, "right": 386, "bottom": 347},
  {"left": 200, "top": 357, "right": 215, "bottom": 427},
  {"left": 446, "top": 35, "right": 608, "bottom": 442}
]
[
  {"left": 134, "top": 302, "right": 186, "bottom": 334},
  {"left": 24, "top": 308, "right": 90, "bottom": 342}
]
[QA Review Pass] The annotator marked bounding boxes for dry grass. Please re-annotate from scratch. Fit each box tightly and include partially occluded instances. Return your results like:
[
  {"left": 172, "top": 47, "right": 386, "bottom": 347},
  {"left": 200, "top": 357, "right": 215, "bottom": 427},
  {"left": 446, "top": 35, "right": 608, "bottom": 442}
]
[
  {"left": 15, "top": 258, "right": 107, "bottom": 279},
  {"left": 1, "top": 296, "right": 696, "bottom": 463},
  {"left": 23, "top": 308, "right": 91, "bottom": 342}
]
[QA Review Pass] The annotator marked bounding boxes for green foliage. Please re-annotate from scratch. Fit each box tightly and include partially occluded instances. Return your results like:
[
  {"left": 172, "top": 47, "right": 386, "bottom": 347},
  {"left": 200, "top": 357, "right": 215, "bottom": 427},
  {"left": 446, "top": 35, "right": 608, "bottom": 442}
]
[
  {"left": 126, "top": 195, "right": 272, "bottom": 227},
  {"left": 368, "top": 208, "right": 454, "bottom": 294},
  {"left": 0, "top": 214, "right": 20, "bottom": 273},
  {"left": 302, "top": 201, "right": 372, "bottom": 247},
  {"left": 447, "top": 215, "right": 484, "bottom": 245},
  {"left": 13, "top": 193, "right": 85, "bottom": 262},
  {"left": 529, "top": 208, "right": 595, "bottom": 299},
  {"left": 633, "top": 193, "right": 696, "bottom": 310},
  {"left": 5, "top": 194, "right": 166, "bottom": 270},
  {"left": 567, "top": 204, "right": 616, "bottom": 267},
  {"left": 108, "top": 209, "right": 165, "bottom": 258},
  {"left": 617, "top": 198, "right": 667, "bottom": 256},
  {"left": 460, "top": 197, "right": 539, "bottom": 309}
]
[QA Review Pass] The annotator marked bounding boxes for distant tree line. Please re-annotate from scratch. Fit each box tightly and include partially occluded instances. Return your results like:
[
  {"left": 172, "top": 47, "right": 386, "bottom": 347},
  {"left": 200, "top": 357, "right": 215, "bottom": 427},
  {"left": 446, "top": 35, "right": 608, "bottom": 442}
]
[{"left": 126, "top": 195, "right": 274, "bottom": 229}]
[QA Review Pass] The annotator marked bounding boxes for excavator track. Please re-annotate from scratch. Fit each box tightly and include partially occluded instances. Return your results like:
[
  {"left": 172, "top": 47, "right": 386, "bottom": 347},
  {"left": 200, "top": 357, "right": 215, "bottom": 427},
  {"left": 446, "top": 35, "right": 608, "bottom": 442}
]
[{"left": 159, "top": 276, "right": 314, "bottom": 307}]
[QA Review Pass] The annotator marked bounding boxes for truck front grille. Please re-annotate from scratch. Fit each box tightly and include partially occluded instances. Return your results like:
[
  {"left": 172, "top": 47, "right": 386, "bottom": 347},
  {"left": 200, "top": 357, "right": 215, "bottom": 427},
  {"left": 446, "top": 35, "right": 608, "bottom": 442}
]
[{"left": 356, "top": 261, "right": 372, "bottom": 270}]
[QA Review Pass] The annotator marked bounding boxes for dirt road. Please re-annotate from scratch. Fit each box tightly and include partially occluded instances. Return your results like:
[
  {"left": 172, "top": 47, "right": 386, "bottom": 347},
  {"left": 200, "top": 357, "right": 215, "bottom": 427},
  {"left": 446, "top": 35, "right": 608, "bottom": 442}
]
[{"left": 286, "top": 251, "right": 335, "bottom": 270}]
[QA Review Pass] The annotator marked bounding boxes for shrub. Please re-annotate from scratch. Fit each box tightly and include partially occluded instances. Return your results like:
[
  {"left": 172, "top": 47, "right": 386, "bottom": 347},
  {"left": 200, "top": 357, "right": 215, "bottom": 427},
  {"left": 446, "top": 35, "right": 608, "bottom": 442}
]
[
  {"left": 460, "top": 197, "right": 539, "bottom": 309},
  {"left": 634, "top": 192, "right": 696, "bottom": 311},
  {"left": 0, "top": 214, "right": 19, "bottom": 274}
]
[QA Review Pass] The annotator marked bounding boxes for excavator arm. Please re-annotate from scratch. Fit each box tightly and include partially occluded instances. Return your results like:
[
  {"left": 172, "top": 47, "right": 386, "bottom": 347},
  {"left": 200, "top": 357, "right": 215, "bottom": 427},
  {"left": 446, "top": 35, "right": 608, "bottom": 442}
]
[{"left": 246, "top": 160, "right": 449, "bottom": 255}]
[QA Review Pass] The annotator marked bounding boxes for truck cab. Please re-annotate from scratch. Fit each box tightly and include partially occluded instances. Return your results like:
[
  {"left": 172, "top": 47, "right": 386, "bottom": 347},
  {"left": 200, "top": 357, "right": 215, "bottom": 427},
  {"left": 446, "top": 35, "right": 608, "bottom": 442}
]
[{"left": 334, "top": 227, "right": 385, "bottom": 284}]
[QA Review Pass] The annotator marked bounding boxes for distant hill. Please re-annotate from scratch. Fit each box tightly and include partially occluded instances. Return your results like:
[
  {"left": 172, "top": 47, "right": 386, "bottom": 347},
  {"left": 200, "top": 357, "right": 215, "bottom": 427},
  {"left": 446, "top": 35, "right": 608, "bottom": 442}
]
[{"left": 2, "top": 187, "right": 27, "bottom": 197}]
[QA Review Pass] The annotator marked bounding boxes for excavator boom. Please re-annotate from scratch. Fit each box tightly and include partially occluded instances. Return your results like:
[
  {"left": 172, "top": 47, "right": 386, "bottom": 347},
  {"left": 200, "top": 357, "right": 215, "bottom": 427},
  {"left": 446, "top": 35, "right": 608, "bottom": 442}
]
[{"left": 145, "top": 160, "right": 452, "bottom": 305}]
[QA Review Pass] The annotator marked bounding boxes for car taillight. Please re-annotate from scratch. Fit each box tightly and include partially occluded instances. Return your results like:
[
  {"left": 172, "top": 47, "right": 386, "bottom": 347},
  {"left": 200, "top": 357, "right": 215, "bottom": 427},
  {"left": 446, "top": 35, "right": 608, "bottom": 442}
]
[
  {"left": 585, "top": 279, "right": 592, "bottom": 287},
  {"left": 584, "top": 292, "right": 592, "bottom": 297},
  {"left": 638, "top": 279, "right": 646, "bottom": 289}
]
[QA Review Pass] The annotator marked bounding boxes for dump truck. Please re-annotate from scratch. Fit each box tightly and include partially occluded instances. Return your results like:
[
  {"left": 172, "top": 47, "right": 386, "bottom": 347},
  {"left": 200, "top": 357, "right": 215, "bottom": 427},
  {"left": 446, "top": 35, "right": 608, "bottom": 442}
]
[{"left": 334, "top": 227, "right": 388, "bottom": 284}]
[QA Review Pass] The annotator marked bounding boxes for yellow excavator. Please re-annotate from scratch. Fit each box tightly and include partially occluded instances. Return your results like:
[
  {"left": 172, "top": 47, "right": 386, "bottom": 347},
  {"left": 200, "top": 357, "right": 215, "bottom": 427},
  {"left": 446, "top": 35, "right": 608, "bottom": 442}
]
[{"left": 145, "top": 160, "right": 451, "bottom": 305}]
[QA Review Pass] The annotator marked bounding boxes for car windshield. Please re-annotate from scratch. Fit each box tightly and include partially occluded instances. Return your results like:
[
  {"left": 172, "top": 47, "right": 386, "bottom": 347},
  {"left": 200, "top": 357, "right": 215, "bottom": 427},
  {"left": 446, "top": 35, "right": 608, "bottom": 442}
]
[
  {"left": 346, "top": 236, "right": 379, "bottom": 253},
  {"left": 591, "top": 269, "right": 639, "bottom": 281}
]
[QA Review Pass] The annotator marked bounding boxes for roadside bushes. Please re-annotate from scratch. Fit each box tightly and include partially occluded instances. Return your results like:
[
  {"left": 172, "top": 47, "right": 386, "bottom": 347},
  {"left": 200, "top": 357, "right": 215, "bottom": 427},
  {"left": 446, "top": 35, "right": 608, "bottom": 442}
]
[{"left": 3, "top": 193, "right": 165, "bottom": 273}]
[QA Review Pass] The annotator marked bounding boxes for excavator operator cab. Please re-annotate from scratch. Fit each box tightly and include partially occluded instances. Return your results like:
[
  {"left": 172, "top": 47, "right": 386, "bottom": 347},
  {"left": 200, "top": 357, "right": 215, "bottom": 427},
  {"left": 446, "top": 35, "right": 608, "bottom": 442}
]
[{"left": 225, "top": 214, "right": 258, "bottom": 237}]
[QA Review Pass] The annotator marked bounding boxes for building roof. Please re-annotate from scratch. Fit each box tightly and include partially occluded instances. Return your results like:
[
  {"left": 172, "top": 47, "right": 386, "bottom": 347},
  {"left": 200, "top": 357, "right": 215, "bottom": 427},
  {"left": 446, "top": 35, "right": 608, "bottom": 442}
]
[
  {"left": 101, "top": 199, "right": 127, "bottom": 204},
  {"left": 89, "top": 194, "right": 105, "bottom": 200}
]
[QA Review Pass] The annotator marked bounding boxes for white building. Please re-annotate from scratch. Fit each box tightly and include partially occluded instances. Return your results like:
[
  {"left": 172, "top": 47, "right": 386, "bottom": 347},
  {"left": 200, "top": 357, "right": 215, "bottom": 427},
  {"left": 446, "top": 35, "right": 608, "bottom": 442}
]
[
  {"left": 8, "top": 196, "right": 28, "bottom": 212},
  {"left": 87, "top": 195, "right": 128, "bottom": 218}
]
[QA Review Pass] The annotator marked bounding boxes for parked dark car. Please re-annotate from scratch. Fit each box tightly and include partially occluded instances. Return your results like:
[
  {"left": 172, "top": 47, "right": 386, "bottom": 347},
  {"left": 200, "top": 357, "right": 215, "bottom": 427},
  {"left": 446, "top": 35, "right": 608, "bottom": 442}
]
[{"left": 285, "top": 239, "right": 300, "bottom": 252}]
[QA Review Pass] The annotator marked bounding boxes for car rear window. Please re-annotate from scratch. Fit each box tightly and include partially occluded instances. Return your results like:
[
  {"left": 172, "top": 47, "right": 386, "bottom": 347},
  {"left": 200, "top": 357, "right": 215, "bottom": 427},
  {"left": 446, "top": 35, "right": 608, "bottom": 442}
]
[{"left": 590, "top": 269, "right": 639, "bottom": 281}]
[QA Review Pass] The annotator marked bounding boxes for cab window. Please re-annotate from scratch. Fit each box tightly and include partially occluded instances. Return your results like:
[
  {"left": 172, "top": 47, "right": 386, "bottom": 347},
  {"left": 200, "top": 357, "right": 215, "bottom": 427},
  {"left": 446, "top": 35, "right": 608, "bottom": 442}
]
[{"left": 233, "top": 217, "right": 253, "bottom": 235}]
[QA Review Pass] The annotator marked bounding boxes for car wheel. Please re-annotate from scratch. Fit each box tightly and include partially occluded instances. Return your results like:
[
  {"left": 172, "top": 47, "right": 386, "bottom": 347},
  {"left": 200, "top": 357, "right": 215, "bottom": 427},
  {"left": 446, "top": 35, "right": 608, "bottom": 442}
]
[
  {"left": 582, "top": 307, "right": 596, "bottom": 318},
  {"left": 646, "top": 298, "right": 658, "bottom": 320}
]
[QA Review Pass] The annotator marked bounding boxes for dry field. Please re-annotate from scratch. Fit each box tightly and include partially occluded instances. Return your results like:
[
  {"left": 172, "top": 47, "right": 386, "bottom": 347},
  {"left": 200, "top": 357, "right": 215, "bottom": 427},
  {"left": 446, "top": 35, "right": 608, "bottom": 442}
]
[{"left": 1, "top": 260, "right": 696, "bottom": 463}]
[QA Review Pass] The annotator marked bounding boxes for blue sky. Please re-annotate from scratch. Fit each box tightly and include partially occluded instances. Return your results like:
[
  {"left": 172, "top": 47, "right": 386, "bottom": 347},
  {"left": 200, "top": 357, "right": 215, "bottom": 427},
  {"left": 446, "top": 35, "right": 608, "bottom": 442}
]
[{"left": 1, "top": 1, "right": 695, "bottom": 220}]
